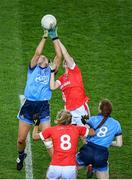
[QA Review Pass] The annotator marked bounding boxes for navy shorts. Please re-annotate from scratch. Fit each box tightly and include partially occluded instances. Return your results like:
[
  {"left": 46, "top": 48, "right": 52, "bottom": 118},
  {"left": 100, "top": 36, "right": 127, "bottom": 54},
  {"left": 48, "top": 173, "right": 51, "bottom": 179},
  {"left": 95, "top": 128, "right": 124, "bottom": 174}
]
[
  {"left": 76, "top": 142, "right": 109, "bottom": 172},
  {"left": 17, "top": 99, "right": 50, "bottom": 125}
]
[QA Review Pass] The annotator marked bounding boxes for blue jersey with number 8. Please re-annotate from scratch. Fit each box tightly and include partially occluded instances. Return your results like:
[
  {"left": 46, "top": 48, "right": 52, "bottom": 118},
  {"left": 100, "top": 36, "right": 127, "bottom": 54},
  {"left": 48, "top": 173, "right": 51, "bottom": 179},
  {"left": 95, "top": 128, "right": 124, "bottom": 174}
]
[{"left": 86, "top": 114, "right": 122, "bottom": 148}]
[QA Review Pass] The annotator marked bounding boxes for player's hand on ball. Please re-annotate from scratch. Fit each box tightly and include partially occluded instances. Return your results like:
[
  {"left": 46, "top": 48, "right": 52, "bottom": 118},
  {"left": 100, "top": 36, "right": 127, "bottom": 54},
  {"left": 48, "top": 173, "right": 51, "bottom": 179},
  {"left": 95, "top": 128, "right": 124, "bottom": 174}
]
[
  {"left": 42, "top": 29, "right": 48, "bottom": 39},
  {"left": 48, "top": 27, "right": 58, "bottom": 40},
  {"left": 81, "top": 114, "right": 89, "bottom": 125}
]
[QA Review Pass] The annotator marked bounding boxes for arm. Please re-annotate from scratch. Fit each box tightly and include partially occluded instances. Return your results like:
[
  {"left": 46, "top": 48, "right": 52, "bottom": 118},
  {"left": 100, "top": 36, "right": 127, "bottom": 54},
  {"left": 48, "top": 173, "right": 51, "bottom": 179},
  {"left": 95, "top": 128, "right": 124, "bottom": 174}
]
[
  {"left": 83, "top": 125, "right": 95, "bottom": 137},
  {"left": 89, "top": 128, "right": 95, "bottom": 136},
  {"left": 30, "top": 30, "right": 48, "bottom": 68},
  {"left": 48, "top": 28, "right": 74, "bottom": 69},
  {"left": 48, "top": 28, "right": 62, "bottom": 70},
  {"left": 58, "top": 39, "right": 75, "bottom": 69},
  {"left": 50, "top": 70, "right": 60, "bottom": 90},
  {"left": 111, "top": 135, "right": 123, "bottom": 147},
  {"left": 52, "top": 39, "right": 62, "bottom": 70}
]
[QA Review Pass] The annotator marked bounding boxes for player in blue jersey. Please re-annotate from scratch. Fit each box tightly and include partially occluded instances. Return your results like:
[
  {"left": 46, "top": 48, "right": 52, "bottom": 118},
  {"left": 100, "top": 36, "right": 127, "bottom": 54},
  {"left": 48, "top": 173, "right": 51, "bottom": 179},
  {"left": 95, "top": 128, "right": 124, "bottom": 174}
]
[
  {"left": 76, "top": 99, "right": 123, "bottom": 179},
  {"left": 16, "top": 29, "right": 62, "bottom": 170}
]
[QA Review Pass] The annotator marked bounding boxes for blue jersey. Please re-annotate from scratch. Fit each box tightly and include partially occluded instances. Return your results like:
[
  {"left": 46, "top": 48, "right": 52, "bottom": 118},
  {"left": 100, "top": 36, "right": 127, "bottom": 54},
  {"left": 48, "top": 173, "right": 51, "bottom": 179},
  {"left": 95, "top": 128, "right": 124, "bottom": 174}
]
[
  {"left": 24, "top": 65, "right": 52, "bottom": 101},
  {"left": 86, "top": 114, "right": 122, "bottom": 148}
]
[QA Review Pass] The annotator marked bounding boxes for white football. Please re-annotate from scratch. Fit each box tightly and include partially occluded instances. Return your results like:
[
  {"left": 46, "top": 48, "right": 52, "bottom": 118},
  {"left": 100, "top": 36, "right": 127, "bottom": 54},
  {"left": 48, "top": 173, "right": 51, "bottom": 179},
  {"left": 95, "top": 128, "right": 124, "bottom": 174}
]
[{"left": 41, "top": 14, "right": 57, "bottom": 30}]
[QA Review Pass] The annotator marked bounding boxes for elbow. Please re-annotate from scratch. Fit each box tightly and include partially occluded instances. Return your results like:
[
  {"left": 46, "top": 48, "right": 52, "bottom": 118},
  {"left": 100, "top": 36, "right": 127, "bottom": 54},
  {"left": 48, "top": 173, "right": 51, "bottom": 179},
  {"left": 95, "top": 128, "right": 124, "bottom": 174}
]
[
  {"left": 50, "top": 84, "right": 56, "bottom": 90},
  {"left": 89, "top": 128, "right": 95, "bottom": 136},
  {"left": 50, "top": 86, "right": 55, "bottom": 90}
]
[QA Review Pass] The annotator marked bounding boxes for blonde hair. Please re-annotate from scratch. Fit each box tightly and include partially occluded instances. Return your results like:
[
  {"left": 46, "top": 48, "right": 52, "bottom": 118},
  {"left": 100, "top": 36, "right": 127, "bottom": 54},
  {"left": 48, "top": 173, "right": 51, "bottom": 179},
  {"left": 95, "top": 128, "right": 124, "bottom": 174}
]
[{"left": 56, "top": 109, "right": 72, "bottom": 125}]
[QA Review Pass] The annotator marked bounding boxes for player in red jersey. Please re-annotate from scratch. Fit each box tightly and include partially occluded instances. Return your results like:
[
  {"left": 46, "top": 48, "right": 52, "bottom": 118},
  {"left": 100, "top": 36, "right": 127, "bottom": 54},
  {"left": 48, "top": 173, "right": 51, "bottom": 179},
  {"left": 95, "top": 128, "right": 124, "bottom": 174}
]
[
  {"left": 32, "top": 109, "right": 95, "bottom": 179},
  {"left": 49, "top": 37, "right": 90, "bottom": 125}
]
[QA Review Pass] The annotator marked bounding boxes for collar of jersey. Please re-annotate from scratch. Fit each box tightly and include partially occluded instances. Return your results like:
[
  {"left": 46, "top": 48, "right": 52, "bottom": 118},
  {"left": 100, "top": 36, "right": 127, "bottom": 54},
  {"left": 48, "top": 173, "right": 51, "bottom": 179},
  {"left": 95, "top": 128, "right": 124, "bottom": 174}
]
[
  {"left": 97, "top": 113, "right": 111, "bottom": 117},
  {"left": 38, "top": 65, "right": 48, "bottom": 69}
]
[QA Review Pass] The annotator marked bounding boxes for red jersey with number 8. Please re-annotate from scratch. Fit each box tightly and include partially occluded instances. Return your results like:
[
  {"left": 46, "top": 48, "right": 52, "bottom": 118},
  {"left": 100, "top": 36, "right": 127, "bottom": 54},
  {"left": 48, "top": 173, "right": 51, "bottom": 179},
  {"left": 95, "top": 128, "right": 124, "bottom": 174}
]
[{"left": 39, "top": 124, "right": 88, "bottom": 165}]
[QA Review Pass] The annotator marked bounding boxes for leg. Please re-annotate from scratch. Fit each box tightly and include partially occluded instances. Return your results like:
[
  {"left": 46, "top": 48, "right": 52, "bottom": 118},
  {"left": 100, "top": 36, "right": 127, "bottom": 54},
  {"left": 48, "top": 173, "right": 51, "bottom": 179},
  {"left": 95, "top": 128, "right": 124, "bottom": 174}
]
[
  {"left": 86, "top": 164, "right": 94, "bottom": 178},
  {"left": 17, "top": 121, "right": 32, "bottom": 170},
  {"left": 17, "top": 121, "right": 32, "bottom": 151},
  {"left": 40, "top": 123, "right": 53, "bottom": 157},
  {"left": 96, "top": 171, "right": 109, "bottom": 179}
]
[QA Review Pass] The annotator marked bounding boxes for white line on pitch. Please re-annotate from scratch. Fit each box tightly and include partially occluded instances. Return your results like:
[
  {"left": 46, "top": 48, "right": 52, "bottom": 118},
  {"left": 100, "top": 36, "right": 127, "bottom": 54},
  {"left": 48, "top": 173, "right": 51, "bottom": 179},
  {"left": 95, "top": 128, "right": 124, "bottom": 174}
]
[{"left": 19, "top": 95, "right": 33, "bottom": 179}]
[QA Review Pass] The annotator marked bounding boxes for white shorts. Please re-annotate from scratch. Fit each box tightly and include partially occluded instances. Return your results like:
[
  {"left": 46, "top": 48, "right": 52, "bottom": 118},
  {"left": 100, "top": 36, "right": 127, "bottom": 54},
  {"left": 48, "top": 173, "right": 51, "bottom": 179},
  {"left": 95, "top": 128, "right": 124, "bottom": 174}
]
[
  {"left": 46, "top": 165, "right": 77, "bottom": 179},
  {"left": 70, "top": 103, "right": 90, "bottom": 125}
]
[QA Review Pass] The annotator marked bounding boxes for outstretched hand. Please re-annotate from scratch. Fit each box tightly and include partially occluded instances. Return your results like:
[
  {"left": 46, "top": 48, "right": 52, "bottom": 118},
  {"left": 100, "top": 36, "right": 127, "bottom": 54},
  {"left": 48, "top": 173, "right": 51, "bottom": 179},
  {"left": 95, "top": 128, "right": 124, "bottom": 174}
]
[
  {"left": 81, "top": 114, "right": 89, "bottom": 125},
  {"left": 48, "top": 27, "right": 58, "bottom": 40}
]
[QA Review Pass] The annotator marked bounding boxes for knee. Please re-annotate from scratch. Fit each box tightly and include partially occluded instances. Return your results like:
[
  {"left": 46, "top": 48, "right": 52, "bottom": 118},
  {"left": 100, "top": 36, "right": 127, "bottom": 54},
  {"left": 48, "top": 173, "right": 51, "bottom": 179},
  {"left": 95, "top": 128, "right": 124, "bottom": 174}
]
[{"left": 17, "top": 137, "right": 26, "bottom": 145}]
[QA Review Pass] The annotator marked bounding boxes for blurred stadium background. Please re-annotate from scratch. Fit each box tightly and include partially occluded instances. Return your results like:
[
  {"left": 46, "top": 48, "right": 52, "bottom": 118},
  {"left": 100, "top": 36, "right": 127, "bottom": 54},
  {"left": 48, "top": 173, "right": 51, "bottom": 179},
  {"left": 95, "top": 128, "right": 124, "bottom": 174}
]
[{"left": 0, "top": 0, "right": 131, "bottom": 178}]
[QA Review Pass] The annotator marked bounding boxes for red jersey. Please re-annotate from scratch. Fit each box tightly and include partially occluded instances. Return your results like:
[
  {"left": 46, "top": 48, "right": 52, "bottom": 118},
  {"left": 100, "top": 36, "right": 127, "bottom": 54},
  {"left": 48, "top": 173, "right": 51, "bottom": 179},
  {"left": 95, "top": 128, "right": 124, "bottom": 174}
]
[
  {"left": 39, "top": 125, "right": 88, "bottom": 166},
  {"left": 57, "top": 65, "right": 89, "bottom": 110}
]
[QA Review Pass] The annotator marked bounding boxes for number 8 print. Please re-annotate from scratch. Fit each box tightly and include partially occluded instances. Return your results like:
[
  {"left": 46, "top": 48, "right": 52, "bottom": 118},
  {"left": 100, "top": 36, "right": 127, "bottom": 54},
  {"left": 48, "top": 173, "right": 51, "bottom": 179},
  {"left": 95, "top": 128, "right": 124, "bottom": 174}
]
[
  {"left": 60, "top": 134, "right": 71, "bottom": 150},
  {"left": 97, "top": 127, "right": 108, "bottom": 137}
]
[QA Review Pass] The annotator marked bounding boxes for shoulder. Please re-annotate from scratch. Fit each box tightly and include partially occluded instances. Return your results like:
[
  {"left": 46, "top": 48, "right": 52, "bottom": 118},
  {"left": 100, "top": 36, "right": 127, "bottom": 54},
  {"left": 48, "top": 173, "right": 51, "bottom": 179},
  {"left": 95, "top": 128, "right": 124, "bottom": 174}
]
[
  {"left": 87, "top": 115, "right": 102, "bottom": 127},
  {"left": 57, "top": 74, "right": 65, "bottom": 83},
  {"left": 68, "top": 64, "right": 80, "bottom": 72},
  {"left": 89, "top": 115, "right": 102, "bottom": 122},
  {"left": 76, "top": 125, "right": 86, "bottom": 130},
  {"left": 108, "top": 116, "right": 121, "bottom": 125},
  {"left": 28, "top": 64, "right": 37, "bottom": 72},
  {"left": 58, "top": 74, "right": 64, "bottom": 79}
]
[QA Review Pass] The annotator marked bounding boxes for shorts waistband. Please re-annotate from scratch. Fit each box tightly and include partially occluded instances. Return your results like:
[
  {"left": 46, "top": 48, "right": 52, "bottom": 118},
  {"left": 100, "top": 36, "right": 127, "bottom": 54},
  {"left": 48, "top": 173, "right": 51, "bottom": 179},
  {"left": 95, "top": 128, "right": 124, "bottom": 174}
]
[
  {"left": 87, "top": 142, "right": 108, "bottom": 150},
  {"left": 26, "top": 99, "right": 49, "bottom": 103}
]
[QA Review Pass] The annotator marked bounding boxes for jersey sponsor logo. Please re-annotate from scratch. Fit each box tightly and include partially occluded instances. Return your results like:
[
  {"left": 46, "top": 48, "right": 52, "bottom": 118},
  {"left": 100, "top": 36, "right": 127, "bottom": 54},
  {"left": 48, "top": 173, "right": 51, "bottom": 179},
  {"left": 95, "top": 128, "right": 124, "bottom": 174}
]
[
  {"left": 60, "top": 81, "right": 71, "bottom": 89},
  {"left": 35, "top": 75, "right": 49, "bottom": 84}
]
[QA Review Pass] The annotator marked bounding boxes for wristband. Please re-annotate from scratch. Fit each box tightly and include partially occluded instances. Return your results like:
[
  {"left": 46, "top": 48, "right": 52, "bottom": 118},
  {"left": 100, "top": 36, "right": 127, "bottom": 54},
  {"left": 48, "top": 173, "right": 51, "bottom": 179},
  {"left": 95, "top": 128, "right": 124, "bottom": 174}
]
[
  {"left": 42, "top": 35, "right": 48, "bottom": 39},
  {"left": 43, "top": 36, "right": 47, "bottom": 39},
  {"left": 51, "top": 69, "right": 55, "bottom": 73},
  {"left": 52, "top": 37, "right": 59, "bottom": 41}
]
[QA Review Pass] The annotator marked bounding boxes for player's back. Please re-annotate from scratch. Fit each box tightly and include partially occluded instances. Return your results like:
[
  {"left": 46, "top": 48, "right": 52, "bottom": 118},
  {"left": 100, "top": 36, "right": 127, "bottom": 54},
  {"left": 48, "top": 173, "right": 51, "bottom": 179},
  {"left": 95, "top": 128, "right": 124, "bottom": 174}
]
[
  {"left": 87, "top": 114, "right": 122, "bottom": 148},
  {"left": 50, "top": 124, "right": 84, "bottom": 166}
]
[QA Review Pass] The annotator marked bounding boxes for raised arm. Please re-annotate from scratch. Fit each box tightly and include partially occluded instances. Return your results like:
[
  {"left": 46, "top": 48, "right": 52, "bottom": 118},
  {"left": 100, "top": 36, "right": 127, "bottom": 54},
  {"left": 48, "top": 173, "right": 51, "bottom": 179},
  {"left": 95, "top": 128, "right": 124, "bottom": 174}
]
[
  {"left": 48, "top": 28, "right": 62, "bottom": 70},
  {"left": 30, "top": 30, "right": 48, "bottom": 68},
  {"left": 52, "top": 39, "right": 62, "bottom": 70},
  {"left": 58, "top": 39, "right": 75, "bottom": 69},
  {"left": 111, "top": 135, "right": 123, "bottom": 147}
]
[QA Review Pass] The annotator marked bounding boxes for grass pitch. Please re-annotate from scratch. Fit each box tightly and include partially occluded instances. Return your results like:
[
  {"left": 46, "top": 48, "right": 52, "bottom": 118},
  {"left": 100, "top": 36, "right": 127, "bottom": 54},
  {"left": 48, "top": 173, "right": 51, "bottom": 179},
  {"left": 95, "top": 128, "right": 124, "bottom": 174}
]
[{"left": 0, "top": 0, "right": 132, "bottom": 178}]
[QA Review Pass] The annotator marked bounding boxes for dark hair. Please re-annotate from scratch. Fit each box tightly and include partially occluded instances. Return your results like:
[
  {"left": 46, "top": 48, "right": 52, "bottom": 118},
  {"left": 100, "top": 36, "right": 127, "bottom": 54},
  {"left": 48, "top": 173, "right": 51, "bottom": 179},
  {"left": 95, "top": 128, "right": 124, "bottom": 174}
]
[
  {"left": 95, "top": 99, "right": 113, "bottom": 129},
  {"left": 99, "top": 99, "right": 112, "bottom": 118},
  {"left": 56, "top": 109, "right": 72, "bottom": 125}
]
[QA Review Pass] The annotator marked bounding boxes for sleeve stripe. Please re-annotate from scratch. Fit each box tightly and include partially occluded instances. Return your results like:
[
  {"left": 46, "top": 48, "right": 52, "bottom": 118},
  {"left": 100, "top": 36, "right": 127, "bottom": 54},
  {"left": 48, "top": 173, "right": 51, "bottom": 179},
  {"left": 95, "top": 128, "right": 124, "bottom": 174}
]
[
  {"left": 84, "top": 128, "right": 89, "bottom": 137},
  {"left": 28, "top": 64, "right": 36, "bottom": 70},
  {"left": 115, "top": 132, "right": 122, "bottom": 137},
  {"left": 39, "top": 132, "right": 45, "bottom": 141},
  {"left": 56, "top": 80, "right": 61, "bottom": 86},
  {"left": 70, "top": 62, "right": 76, "bottom": 70}
]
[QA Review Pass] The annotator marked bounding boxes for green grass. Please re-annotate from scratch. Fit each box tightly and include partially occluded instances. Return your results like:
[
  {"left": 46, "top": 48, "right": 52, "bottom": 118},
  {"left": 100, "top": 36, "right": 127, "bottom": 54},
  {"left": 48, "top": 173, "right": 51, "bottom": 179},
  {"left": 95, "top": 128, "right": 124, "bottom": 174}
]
[{"left": 0, "top": 0, "right": 132, "bottom": 178}]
